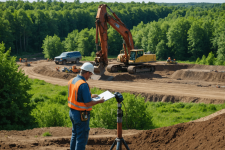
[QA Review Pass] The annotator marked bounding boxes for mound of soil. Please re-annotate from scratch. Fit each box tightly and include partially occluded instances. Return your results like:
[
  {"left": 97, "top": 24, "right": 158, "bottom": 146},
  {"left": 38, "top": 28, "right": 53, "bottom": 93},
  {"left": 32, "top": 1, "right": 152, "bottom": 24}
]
[
  {"left": 1, "top": 113, "right": 225, "bottom": 149},
  {"left": 171, "top": 69, "right": 225, "bottom": 82},
  {"left": 34, "top": 66, "right": 77, "bottom": 80},
  {"left": 127, "top": 113, "right": 225, "bottom": 150},
  {"left": 112, "top": 73, "right": 155, "bottom": 81}
]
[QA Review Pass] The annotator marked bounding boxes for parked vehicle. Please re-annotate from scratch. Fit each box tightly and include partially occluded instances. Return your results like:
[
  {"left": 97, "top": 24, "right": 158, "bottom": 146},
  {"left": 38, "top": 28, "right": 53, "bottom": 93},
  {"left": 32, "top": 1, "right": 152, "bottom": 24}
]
[{"left": 54, "top": 51, "right": 82, "bottom": 65}]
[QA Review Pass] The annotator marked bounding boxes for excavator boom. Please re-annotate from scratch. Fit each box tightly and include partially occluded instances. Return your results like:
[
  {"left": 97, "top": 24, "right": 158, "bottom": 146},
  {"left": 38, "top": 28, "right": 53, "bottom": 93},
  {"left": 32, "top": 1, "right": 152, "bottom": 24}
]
[{"left": 94, "top": 4, "right": 134, "bottom": 75}]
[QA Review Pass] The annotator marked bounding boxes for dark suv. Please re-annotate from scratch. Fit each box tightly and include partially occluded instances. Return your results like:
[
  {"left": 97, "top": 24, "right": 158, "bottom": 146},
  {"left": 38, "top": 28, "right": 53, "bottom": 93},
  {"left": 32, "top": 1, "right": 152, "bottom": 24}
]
[{"left": 54, "top": 51, "right": 82, "bottom": 65}]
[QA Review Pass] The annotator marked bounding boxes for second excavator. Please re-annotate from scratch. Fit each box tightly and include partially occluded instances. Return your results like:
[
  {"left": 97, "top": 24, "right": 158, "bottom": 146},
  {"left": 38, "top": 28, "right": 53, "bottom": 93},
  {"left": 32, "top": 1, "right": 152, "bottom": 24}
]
[{"left": 94, "top": 4, "right": 156, "bottom": 75}]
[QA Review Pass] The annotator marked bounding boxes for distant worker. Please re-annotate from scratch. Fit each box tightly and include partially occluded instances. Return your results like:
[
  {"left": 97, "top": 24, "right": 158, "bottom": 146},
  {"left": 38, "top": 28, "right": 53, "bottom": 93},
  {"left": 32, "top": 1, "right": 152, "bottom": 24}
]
[
  {"left": 167, "top": 57, "right": 171, "bottom": 62},
  {"left": 68, "top": 62, "right": 104, "bottom": 150},
  {"left": 19, "top": 58, "right": 22, "bottom": 62}
]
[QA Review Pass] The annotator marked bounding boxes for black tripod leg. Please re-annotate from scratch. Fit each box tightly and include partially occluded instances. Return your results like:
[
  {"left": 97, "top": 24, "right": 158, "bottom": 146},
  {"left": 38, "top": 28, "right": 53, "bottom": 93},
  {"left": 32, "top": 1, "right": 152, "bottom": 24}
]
[
  {"left": 122, "top": 139, "right": 130, "bottom": 150},
  {"left": 116, "top": 140, "right": 121, "bottom": 150},
  {"left": 110, "top": 140, "right": 117, "bottom": 150}
]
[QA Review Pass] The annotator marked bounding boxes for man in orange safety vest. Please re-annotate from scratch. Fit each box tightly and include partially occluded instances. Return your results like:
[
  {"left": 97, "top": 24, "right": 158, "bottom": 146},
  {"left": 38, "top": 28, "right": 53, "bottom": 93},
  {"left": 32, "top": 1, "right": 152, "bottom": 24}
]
[{"left": 68, "top": 62, "right": 104, "bottom": 150}]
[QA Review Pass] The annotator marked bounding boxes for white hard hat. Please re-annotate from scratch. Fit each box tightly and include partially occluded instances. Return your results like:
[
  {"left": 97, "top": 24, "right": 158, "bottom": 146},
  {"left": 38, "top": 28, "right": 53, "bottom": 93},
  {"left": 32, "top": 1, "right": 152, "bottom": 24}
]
[{"left": 81, "top": 62, "right": 95, "bottom": 74}]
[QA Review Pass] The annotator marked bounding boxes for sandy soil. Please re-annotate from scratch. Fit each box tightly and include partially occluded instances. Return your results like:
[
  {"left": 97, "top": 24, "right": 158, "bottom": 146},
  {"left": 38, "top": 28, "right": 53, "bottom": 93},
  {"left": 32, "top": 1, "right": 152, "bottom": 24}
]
[{"left": 1, "top": 59, "right": 224, "bottom": 150}]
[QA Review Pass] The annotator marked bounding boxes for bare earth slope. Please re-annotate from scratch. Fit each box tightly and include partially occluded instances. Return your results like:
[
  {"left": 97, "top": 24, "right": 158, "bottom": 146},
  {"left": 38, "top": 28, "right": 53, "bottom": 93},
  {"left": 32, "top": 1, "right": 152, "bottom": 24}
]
[{"left": 1, "top": 113, "right": 225, "bottom": 150}]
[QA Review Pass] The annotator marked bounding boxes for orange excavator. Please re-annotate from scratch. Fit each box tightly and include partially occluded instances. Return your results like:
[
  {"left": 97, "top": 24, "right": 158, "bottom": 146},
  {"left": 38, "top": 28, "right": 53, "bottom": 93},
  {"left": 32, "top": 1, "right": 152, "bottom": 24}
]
[{"left": 94, "top": 4, "right": 156, "bottom": 75}]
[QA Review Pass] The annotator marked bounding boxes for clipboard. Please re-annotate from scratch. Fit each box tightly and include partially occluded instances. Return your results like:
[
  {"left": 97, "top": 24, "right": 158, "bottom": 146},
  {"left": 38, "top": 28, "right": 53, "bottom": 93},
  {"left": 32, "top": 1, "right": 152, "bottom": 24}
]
[{"left": 92, "top": 90, "right": 115, "bottom": 101}]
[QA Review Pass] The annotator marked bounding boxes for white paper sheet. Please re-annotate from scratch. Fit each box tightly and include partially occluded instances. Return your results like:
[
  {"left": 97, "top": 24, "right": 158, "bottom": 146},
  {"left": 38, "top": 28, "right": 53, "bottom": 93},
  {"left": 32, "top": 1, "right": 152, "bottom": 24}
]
[{"left": 92, "top": 90, "right": 115, "bottom": 101}]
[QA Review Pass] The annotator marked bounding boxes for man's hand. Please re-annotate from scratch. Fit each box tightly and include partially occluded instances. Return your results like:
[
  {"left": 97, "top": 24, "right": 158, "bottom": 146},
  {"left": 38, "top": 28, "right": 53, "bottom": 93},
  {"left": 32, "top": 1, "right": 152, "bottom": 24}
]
[
  {"left": 92, "top": 94, "right": 98, "bottom": 98},
  {"left": 85, "top": 97, "right": 104, "bottom": 107},
  {"left": 98, "top": 97, "right": 105, "bottom": 103}
]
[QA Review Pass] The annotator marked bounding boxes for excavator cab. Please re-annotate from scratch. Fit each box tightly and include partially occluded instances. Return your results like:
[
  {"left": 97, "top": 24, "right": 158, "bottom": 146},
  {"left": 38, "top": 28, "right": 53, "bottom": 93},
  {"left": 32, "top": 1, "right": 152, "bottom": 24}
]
[
  {"left": 129, "top": 49, "right": 156, "bottom": 64},
  {"left": 129, "top": 50, "right": 143, "bottom": 60}
]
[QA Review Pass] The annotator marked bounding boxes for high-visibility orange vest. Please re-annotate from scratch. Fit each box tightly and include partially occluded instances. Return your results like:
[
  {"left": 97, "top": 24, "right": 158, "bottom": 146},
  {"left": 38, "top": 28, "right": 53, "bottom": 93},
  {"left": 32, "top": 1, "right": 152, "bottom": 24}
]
[{"left": 68, "top": 78, "right": 92, "bottom": 111}]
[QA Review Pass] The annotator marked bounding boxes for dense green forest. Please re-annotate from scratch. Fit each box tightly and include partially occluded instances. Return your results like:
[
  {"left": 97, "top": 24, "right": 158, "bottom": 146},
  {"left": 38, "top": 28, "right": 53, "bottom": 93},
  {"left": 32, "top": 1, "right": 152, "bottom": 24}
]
[{"left": 0, "top": 1, "right": 225, "bottom": 64}]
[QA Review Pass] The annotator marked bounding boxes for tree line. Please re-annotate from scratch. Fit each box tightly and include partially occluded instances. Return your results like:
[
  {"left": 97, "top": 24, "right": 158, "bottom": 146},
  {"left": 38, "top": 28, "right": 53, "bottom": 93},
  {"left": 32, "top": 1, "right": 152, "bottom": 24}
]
[
  {"left": 131, "top": 4, "right": 225, "bottom": 65},
  {"left": 0, "top": 1, "right": 174, "bottom": 55},
  {"left": 42, "top": 2, "right": 225, "bottom": 66},
  {"left": 0, "top": 1, "right": 225, "bottom": 64}
]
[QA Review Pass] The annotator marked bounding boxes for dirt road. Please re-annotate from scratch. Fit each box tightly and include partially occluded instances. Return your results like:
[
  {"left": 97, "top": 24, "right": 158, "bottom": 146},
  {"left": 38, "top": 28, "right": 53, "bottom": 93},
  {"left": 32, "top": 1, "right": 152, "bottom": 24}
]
[{"left": 20, "top": 60, "right": 225, "bottom": 104}]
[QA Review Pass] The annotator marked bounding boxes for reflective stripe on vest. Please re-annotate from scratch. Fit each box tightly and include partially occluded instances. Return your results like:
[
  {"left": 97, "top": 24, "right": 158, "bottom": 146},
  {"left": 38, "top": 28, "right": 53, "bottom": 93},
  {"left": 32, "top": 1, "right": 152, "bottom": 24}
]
[{"left": 68, "top": 78, "right": 92, "bottom": 111}]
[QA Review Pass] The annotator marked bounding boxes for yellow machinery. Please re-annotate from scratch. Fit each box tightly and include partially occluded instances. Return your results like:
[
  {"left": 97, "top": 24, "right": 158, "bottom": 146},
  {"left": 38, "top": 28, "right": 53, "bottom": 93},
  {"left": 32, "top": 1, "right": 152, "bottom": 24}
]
[
  {"left": 72, "top": 65, "right": 81, "bottom": 73},
  {"left": 166, "top": 57, "right": 177, "bottom": 64},
  {"left": 62, "top": 65, "right": 81, "bottom": 73},
  {"left": 107, "top": 49, "right": 156, "bottom": 74},
  {"left": 23, "top": 58, "right": 31, "bottom": 66}
]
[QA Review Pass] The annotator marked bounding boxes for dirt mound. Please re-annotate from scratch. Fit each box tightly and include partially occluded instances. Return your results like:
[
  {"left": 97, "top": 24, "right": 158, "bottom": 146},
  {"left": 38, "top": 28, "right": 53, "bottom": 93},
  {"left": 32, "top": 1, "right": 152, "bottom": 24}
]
[
  {"left": 112, "top": 73, "right": 155, "bottom": 81},
  {"left": 1, "top": 113, "right": 225, "bottom": 149},
  {"left": 126, "top": 113, "right": 225, "bottom": 150},
  {"left": 171, "top": 69, "right": 225, "bottom": 82},
  {"left": 33, "top": 66, "right": 77, "bottom": 80}
]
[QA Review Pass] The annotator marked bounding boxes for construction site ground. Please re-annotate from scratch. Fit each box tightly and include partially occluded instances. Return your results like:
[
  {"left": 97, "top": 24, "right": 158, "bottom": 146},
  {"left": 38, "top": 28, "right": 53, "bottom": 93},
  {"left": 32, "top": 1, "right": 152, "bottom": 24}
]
[{"left": 1, "top": 58, "right": 225, "bottom": 150}]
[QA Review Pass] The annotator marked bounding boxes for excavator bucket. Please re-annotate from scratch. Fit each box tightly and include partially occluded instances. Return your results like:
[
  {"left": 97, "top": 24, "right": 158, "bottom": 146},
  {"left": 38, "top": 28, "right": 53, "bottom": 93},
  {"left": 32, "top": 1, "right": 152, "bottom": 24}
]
[
  {"left": 92, "top": 64, "right": 114, "bottom": 81},
  {"left": 94, "top": 65, "right": 105, "bottom": 75},
  {"left": 91, "top": 64, "right": 106, "bottom": 80}
]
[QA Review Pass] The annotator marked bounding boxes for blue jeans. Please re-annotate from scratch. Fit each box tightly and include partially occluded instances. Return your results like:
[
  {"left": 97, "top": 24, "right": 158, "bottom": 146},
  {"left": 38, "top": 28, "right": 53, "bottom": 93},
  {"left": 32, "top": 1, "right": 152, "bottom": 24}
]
[{"left": 69, "top": 108, "right": 90, "bottom": 150}]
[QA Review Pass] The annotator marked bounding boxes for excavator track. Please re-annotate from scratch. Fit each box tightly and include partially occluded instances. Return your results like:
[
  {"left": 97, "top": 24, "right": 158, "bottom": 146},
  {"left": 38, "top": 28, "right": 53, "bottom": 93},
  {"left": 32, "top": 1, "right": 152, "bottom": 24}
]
[
  {"left": 107, "top": 64, "right": 155, "bottom": 74},
  {"left": 127, "top": 65, "right": 155, "bottom": 74},
  {"left": 107, "top": 64, "right": 123, "bottom": 73}
]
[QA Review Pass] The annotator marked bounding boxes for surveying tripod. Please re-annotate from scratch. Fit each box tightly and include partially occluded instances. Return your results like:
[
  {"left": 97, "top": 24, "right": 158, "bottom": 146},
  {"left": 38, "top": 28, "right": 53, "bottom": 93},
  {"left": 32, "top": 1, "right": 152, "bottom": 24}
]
[{"left": 110, "top": 92, "right": 130, "bottom": 150}]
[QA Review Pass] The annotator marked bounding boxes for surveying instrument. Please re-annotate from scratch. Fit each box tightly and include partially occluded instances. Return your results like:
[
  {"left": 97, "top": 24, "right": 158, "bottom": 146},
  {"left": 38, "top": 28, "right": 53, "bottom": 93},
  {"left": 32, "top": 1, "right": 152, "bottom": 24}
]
[{"left": 110, "top": 92, "right": 130, "bottom": 150}]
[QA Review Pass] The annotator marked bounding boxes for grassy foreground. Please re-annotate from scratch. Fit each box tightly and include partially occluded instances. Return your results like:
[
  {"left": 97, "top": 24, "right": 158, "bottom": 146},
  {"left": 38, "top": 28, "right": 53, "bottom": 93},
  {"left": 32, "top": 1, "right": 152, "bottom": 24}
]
[{"left": 29, "top": 78, "right": 225, "bottom": 130}]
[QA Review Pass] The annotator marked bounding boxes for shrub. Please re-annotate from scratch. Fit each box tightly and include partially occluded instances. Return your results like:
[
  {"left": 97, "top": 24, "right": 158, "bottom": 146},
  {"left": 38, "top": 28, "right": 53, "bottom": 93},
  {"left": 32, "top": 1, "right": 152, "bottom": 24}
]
[
  {"left": 91, "top": 51, "right": 96, "bottom": 57},
  {"left": 207, "top": 104, "right": 217, "bottom": 111},
  {"left": 184, "top": 103, "right": 193, "bottom": 109},
  {"left": 90, "top": 93, "right": 153, "bottom": 130},
  {"left": 0, "top": 42, "right": 33, "bottom": 130},
  {"left": 199, "top": 55, "right": 206, "bottom": 64},
  {"left": 205, "top": 52, "right": 215, "bottom": 65},
  {"left": 31, "top": 103, "right": 71, "bottom": 127},
  {"left": 196, "top": 57, "right": 201, "bottom": 64},
  {"left": 59, "top": 90, "right": 67, "bottom": 96},
  {"left": 42, "top": 131, "right": 52, "bottom": 137},
  {"left": 173, "top": 102, "right": 185, "bottom": 108}
]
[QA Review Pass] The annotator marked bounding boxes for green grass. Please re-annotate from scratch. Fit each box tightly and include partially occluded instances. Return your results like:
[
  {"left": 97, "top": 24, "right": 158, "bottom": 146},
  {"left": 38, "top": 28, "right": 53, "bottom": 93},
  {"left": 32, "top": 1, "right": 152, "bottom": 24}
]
[
  {"left": 29, "top": 78, "right": 68, "bottom": 102},
  {"left": 28, "top": 78, "right": 225, "bottom": 130},
  {"left": 42, "top": 131, "right": 52, "bottom": 137},
  {"left": 146, "top": 102, "right": 225, "bottom": 128}
]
